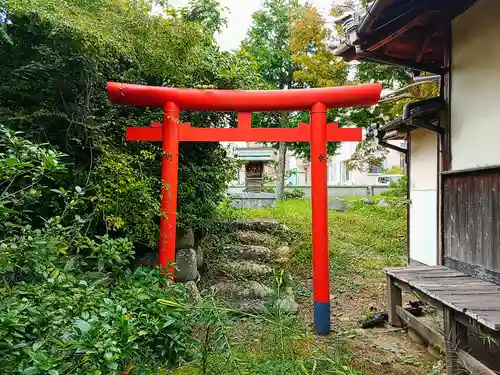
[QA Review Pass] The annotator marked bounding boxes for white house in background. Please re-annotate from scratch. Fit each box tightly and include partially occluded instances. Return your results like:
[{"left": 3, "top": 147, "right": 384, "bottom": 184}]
[
  {"left": 327, "top": 137, "right": 406, "bottom": 186},
  {"left": 225, "top": 135, "right": 405, "bottom": 191}
]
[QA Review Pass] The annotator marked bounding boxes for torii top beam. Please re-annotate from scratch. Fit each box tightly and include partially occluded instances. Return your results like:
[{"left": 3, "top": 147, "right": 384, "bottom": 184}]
[{"left": 106, "top": 82, "right": 382, "bottom": 112}]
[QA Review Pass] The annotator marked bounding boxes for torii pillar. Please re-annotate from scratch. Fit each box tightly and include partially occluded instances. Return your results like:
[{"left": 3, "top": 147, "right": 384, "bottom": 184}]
[{"left": 107, "top": 82, "right": 382, "bottom": 335}]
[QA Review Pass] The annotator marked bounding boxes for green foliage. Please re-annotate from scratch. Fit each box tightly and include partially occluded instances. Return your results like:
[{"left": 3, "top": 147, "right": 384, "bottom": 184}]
[
  {"left": 344, "top": 138, "right": 388, "bottom": 173},
  {"left": 93, "top": 152, "right": 160, "bottom": 244},
  {"left": 385, "top": 166, "right": 405, "bottom": 175},
  {"left": 290, "top": 4, "right": 347, "bottom": 88},
  {"left": 0, "top": 0, "right": 265, "bottom": 372},
  {"left": 0, "top": 0, "right": 256, "bottom": 244},
  {"left": 382, "top": 175, "right": 408, "bottom": 198},
  {"left": 237, "top": 198, "right": 406, "bottom": 274},
  {"left": 182, "top": 0, "right": 229, "bottom": 38},
  {"left": 0, "top": 129, "right": 192, "bottom": 374},
  {"left": 241, "top": 0, "right": 298, "bottom": 89},
  {"left": 283, "top": 188, "right": 305, "bottom": 200},
  {"left": 160, "top": 296, "right": 363, "bottom": 375}
]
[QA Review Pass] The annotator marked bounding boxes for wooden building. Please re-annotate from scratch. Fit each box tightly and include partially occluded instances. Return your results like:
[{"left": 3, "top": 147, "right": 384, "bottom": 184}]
[{"left": 335, "top": 0, "right": 500, "bottom": 373}]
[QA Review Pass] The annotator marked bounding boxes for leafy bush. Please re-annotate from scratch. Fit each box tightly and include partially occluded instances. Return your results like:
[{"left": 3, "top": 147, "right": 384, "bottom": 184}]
[
  {"left": 0, "top": 126, "right": 192, "bottom": 374},
  {"left": 283, "top": 188, "right": 305, "bottom": 200},
  {"left": 382, "top": 175, "right": 408, "bottom": 198}
]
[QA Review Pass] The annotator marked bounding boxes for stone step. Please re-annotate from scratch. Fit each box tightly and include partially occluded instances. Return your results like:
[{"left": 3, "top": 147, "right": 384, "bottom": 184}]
[
  {"left": 210, "top": 281, "right": 274, "bottom": 300},
  {"left": 233, "top": 230, "right": 272, "bottom": 246},
  {"left": 220, "top": 260, "right": 273, "bottom": 278},
  {"left": 222, "top": 220, "right": 291, "bottom": 239},
  {"left": 223, "top": 244, "right": 272, "bottom": 261},
  {"left": 209, "top": 281, "right": 298, "bottom": 315}
]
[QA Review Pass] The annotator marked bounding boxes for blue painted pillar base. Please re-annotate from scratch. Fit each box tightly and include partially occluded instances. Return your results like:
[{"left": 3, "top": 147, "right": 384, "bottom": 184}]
[{"left": 314, "top": 301, "right": 331, "bottom": 335}]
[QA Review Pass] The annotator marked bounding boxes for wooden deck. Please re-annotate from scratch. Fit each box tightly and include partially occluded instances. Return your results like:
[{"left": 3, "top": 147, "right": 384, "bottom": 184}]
[
  {"left": 386, "top": 265, "right": 500, "bottom": 374},
  {"left": 386, "top": 265, "right": 500, "bottom": 330}
]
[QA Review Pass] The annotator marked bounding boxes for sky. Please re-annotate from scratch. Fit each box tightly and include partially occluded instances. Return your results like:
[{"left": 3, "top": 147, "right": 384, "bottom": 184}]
[{"left": 167, "top": 0, "right": 341, "bottom": 51}]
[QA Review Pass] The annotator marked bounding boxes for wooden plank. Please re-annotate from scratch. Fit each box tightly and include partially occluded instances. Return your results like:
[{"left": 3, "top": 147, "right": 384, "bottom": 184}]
[
  {"left": 411, "top": 280, "right": 486, "bottom": 289},
  {"left": 443, "top": 170, "right": 500, "bottom": 277},
  {"left": 399, "top": 272, "right": 466, "bottom": 280},
  {"left": 386, "top": 266, "right": 448, "bottom": 275},
  {"left": 390, "top": 270, "right": 464, "bottom": 278},
  {"left": 411, "top": 279, "right": 488, "bottom": 287},
  {"left": 396, "top": 306, "right": 444, "bottom": 349},
  {"left": 405, "top": 272, "right": 466, "bottom": 279},
  {"left": 403, "top": 286, "right": 500, "bottom": 330},
  {"left": 424, "top": 286, "right": 500, "bottom": 293},
  {"left": 393, "top": 280, "right": 443, "bottom": 309},
  {"left": 446, "top": 296, "right": 500, "bottom": 307},
  {"left": 433, "top": 296, "right": 500, "bottom": 331},
  {"left": 457, "top": 349, "right": 497, "bottom": 375},
  {"left": 390, "top": 272, "right": 500, "bottom": 330},
  {"left": 426, "top": 289, "right": 500, "bottom": 296},
  {"left": 387, "top": 274, "right": 403, "bottom": 327}
]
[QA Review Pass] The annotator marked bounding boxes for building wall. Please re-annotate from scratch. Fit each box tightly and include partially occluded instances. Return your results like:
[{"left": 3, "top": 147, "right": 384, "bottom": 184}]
[
  {"left": 409, "top": 129, "right": 438, "bottom": 265},
  {"left": 451, "top": 0, "right": 500, "bottom": 170},
  {"left": 327, "top": 139, "right": 405, "bottom": 185},
  {"left": 441, "top": 0, "right": 500, "bottom": 277},
  {"left": 228, "top": 184, "right": 391, "bottom": 197}
]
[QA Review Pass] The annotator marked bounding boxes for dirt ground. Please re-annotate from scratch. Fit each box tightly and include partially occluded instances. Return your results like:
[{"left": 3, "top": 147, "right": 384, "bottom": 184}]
[{"left": 295, "top": 271, "right": 443, "bottom": 375}]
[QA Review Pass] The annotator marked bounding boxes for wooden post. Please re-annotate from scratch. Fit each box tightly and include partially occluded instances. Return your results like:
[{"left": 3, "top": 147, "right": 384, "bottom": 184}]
[
  {"left": 444, "top": 307, "right": 468, "bottom": 375},
  {"left": 387, "top": 274, "right": 403, "bottom": 327}
]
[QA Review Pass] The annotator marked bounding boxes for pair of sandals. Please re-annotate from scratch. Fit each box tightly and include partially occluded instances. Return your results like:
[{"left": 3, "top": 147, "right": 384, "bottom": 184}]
[{"left": 361, "top": 300, "right": 424, "bottom": 329}]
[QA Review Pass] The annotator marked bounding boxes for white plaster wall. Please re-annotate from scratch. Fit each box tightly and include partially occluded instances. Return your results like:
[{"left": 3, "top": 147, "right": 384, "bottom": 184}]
[
  {"left": 410, "top": 129, "right": 437, "bottom": 190},
  {"left": 451, "top": 0, "right": 500, "bottom": 170},
  {"left": 409, "top": 129, "right": 438, "bottom": 265}
]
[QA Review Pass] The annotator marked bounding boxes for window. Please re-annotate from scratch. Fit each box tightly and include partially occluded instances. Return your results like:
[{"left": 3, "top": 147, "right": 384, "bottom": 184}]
[
  {"left": 369, "top": 164, "right": 380, "bottom": 174},
  {"left": 328, "top": 163, "right": 333, "bottom": 182},
  {"left": 343, "top": 162, "right": 350, "bottom": 182}
]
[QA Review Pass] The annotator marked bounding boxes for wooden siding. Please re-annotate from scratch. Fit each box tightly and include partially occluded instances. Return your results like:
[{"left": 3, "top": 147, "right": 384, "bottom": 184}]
[{"left": 443, "top": 167, "right": 500, "bottom": 278}]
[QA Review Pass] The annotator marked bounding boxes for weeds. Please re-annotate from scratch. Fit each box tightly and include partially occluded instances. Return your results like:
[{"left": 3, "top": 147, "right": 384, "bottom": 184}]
[{"left": 159, "top": 296, "right": 363, "bottom": 375}]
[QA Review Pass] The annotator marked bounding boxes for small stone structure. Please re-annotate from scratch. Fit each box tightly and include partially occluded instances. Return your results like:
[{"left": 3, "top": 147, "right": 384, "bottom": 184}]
[
  {"left": 174, "top": 228, "right": 202, "bottom": 282},
  {"left": 328, "top": 198, "right": 348, "bottom": 212},
  {"left": 229, "top": 192, "right": 276, "bottom": 209}
]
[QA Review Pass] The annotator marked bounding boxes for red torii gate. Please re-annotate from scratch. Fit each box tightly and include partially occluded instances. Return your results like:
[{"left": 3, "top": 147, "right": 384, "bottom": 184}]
[{"left": 107, "top": 82, "right": 382, "bottom": 335}]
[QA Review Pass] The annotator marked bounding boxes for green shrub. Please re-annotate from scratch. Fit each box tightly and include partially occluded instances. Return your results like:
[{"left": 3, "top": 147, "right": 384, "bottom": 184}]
[
  {"left": 283, "top": 188, "right": 305, "bottom": 200},
  {"left": 0, "top": 126, "right": 192, "bottom": 374},
  {"left": 382, "top": 175, "right": 408, "bottom": 198}
]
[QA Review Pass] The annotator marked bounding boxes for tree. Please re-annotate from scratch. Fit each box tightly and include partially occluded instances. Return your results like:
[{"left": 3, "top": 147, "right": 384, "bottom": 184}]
[
  {"left": 287, "top": 3, "right": 350, "bottom": 160},
  {"left": 0, "top": 0, "right": 270, "bottom": 372},
  {"left": 240, "top": 0, "right": 299, "bottom": 199},
  {"left": 0, "top": 0, "right": 260, "bottom": 243},
  {"left": 290, "top": 4, "right": 348, "bottom": 88}
]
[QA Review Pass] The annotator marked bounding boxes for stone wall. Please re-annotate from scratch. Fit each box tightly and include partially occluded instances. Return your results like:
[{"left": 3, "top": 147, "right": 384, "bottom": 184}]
[
  {"left": 228, "top": 185, "right": 391, "bottom": 198},
  {"left": 230, "top": 192, "right": 276, "bottom": 209}
]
